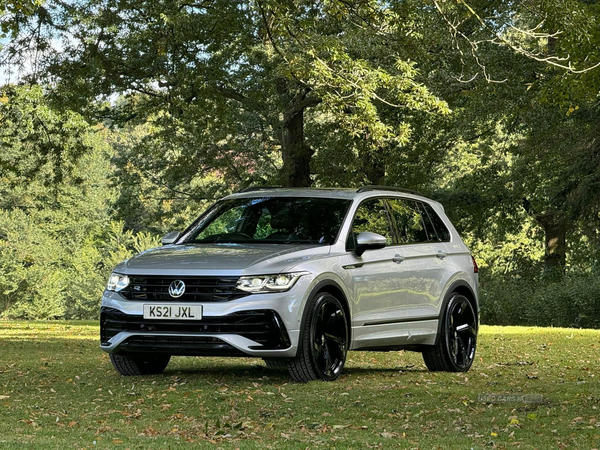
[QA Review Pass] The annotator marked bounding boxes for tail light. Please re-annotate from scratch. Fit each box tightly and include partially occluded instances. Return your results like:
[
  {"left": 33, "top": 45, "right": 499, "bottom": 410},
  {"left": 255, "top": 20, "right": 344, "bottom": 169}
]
[{"left": 471, "top": 255, "right": 479, "bottom": 273}]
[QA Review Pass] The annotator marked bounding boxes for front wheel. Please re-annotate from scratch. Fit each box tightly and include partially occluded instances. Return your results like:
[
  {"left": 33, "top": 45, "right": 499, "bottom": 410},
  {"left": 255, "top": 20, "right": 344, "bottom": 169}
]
[
  {"left": 109, "top": 353, "right": 171, "bottom": 376},
  {"left": 422, "top": 294, "right": 477, "bottom": 372},
  {"left": 287, "top": 292, "right": 348, "bottom": 383}
]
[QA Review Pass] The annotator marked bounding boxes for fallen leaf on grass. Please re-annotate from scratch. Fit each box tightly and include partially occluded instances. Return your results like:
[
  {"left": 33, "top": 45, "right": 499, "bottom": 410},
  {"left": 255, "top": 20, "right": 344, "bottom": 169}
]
[{"left": 381, "top": 432, "right": 404, "bottom": 438}]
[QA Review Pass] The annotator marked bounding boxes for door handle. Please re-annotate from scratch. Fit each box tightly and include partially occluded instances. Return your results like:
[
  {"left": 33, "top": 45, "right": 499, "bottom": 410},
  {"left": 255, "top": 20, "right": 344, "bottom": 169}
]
[
  {"left": 392, "top": 254, "right": 405, "bottom": 264},
  {"left": 436, "top": 250, "right": 448, "bottom": 259}
]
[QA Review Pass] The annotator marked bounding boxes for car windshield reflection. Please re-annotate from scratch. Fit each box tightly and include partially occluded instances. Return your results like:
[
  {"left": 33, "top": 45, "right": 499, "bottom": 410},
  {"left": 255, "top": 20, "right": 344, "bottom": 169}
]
[{"left": 183, "top": 197, "right": 351, "bottom": 245}]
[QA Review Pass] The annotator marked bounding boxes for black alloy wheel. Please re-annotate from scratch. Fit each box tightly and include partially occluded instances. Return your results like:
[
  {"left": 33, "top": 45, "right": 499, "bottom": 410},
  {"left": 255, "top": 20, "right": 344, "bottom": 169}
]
[
  {"left": 423, "top": 294, "right": 477, "bottom": 372},
  {"left": 288, "top": 292, "right": 348, "bottom": 382},
  {"left": 445, "top": 295, "right": 477, "bottom": 370},
  {"left": 310, "top": 296, "right": 348, "bottom": 379}
]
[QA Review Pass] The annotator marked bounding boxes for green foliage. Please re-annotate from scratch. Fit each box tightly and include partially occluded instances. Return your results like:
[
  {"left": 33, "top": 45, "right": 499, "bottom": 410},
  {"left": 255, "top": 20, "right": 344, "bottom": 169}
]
[
  {"left": 0, "top": 0, "right": 41, "bottom": 39},
  {"left": 1, "top": 1, "right": 600, "bottom": 322},
  {"left": 480, "top": 271, "right": 600, "bottom": 329},
  {"left": 3, "top": 0, "right": 451, "bottom": 190},
  {"left": 0, "top": 86, "right": 160, "bottom": 319}
]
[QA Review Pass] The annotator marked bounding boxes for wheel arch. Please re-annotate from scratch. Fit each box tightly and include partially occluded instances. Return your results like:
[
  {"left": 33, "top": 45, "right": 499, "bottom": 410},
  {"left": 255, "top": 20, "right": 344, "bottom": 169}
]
[
  {"left": 434, "top": 280, "right": 478, "bottom": 346},
  {"left": 298, "top": 279, "right": 352, "bottom": 347}
]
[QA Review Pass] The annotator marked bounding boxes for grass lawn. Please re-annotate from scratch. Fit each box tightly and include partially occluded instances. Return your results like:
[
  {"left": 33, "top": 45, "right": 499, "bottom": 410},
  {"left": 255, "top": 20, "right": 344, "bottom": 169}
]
[{"left": 0, "top": 321, "right": 599, "bottom": 449}]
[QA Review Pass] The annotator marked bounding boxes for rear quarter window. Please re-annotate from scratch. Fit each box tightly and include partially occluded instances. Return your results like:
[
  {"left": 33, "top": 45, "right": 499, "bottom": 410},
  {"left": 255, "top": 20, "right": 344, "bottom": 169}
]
[{"left": 421, "top": 202, "right": 451, "bottom": 242}]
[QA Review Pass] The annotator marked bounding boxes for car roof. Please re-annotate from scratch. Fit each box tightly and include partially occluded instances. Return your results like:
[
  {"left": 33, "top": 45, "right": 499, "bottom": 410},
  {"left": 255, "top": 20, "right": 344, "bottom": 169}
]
[{"left": 224, "top": 187, "right": 437, "bottom": 204}]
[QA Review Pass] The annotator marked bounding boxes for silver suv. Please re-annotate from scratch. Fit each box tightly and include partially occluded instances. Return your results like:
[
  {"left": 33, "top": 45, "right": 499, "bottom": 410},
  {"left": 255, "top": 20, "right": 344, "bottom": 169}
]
[{"left": 101, "top": 186, "right": 479, "bottom": 382}]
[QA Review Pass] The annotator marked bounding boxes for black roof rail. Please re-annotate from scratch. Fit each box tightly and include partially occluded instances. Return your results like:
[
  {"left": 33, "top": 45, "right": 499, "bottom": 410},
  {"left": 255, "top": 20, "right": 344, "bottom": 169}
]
[
  {"left": 239, "top": 186, "right": 283, "bottom": 193},
  {"left": 356, "top": 185, "right": 424, "bottom": 196}
]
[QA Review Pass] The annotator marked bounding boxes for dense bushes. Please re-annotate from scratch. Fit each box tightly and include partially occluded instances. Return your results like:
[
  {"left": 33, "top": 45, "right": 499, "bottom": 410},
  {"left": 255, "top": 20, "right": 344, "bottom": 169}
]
[
  {"left": 0, "top": 139, "right": 161, "bottom": 319},
  {"left": 0, "top": 86, "right": 160, "bottom": 319},
  {"left": 480, "top": 272, "right": 600, "bottom": 329},
  {"left": 0, "top": 220, "right": 159, "bottom": 320}
]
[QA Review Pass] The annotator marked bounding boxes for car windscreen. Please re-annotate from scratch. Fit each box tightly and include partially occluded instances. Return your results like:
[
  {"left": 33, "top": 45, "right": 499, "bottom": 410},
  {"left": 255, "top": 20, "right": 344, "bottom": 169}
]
[{"left": 182, "top": 197, "right": 351, "bottom": 245}]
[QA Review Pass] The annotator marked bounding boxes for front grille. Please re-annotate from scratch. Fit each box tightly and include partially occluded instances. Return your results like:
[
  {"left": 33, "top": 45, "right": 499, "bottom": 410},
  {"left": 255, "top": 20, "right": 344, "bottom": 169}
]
[
  {"left": 118, "top": 276, "right": 248, "bottom": 302},
  {"left": 100, "top": 308, "right": 291, "bottom": 353}
]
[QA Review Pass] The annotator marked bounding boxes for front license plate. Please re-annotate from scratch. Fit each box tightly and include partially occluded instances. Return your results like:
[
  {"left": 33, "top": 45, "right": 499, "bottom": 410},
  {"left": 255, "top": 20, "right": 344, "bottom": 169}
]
[{"left": 143, "top": 304, "right": 202, "bottom": 320}]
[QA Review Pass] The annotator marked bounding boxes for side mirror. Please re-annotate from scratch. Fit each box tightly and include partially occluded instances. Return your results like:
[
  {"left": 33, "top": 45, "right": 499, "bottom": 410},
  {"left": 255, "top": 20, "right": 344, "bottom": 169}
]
[
  {"left": 355, "top": 231, "right": 387, "bottom": 257},
  {"left": 161, "top": 231, "right": 181, "bottom": 245}
]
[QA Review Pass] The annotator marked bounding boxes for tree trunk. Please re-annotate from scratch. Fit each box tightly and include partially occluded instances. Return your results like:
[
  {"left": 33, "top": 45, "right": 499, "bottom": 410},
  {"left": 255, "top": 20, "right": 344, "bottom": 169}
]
[
  {"left": 521, "top": 200, "right": 567, "bottom": 275},
  {"left": 361, "top": 151, "right": 385, "bottom": 185},
  {"left": 537, "top": 212, "right": 567, "bottom": 274},
  {"left": 547, "top": 35, "right": 558, "bottom": 56},
  {"left": 280, "top": 107, "right": 313, "bottom": 187}
]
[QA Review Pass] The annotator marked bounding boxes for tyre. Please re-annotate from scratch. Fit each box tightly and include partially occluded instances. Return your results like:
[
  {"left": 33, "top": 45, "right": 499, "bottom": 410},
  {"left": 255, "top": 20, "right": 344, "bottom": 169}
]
[
  {"left": 287, "top": 292, "right": 348, "bottom": 383},
  {"left": 109, "top": 353, "right": 171, "bottom": 376},
  {"left": 423, "top": 293, "right": 477, "bottom": 372},
  {"left": 263, "top": 358, "right": 288, "bottom": 368}
]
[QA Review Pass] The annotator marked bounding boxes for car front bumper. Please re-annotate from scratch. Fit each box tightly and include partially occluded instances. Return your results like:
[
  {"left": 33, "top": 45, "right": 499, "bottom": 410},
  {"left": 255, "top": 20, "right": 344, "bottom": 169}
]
[{"left": 99, "top": 274, "right": 316, "bottom": 358}]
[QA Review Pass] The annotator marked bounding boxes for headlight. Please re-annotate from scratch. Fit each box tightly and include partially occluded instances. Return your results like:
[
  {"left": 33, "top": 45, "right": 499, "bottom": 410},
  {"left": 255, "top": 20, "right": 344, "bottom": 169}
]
[
  {"left": 236, "top": 272, "right": 306, "bottom": 293},
  {"left": 106, "top": 273, "right": 130, "bottom": 292}
]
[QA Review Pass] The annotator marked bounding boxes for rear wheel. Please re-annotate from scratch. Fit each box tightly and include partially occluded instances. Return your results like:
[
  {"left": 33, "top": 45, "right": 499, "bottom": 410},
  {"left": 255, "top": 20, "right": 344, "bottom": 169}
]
[
  {"left": 423, "top": 294, "right": 477, "bottom": 372},
  {"left": 287, "top": 292, "right": 348, "bottom": 383},
  {"left": 109, "top": 353, "right": 171, "bottom": 376}
]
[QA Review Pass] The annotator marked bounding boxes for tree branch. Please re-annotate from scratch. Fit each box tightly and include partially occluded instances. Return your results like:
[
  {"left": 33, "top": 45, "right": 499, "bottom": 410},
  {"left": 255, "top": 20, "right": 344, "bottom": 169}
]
[
  {"left": 283, "top": 96, "right": 322, "bottom": 122},
  {"left": 436, "top": 0, "right": 600, "bottom": 77}
]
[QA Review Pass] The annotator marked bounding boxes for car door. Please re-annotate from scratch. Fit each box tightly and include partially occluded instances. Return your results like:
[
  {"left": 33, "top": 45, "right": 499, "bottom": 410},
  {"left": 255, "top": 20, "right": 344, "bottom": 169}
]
[
  {"left": 386, "top": 198, "right": 449, "bottom": 321},
  {"left": 342, "top": 197, "right": 407, "bottom": 331}
]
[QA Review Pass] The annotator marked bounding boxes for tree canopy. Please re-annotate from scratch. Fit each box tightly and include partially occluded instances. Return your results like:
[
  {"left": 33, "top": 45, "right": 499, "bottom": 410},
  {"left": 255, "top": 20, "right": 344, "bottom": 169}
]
[{"left": 1, "top": 0, "right": 599, "bottom": 319}]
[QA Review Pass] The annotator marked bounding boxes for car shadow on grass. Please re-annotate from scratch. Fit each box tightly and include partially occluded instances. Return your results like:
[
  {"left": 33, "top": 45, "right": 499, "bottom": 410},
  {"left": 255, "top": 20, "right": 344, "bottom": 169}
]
[
  {"left": 167, "top": 360, "right": 290, "bottom": 379},
  {"left": 163, "top": 359, "right": 428, "bottom": 381},
  {"left": 343, "top": 366, "right": 428, "bottom": 375}
]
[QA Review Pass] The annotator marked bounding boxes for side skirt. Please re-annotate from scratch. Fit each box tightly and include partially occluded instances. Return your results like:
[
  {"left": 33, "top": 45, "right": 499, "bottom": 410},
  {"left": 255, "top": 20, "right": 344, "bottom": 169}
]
[{"left": 349, "top": 318, "right": 438, "bottom": 351}]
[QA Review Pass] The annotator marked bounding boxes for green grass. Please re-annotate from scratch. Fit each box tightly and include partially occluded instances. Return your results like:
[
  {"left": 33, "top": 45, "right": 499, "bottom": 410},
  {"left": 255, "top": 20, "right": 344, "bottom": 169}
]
[{"left": 1, "top": 321, "right": 599, "bottom": 449}]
